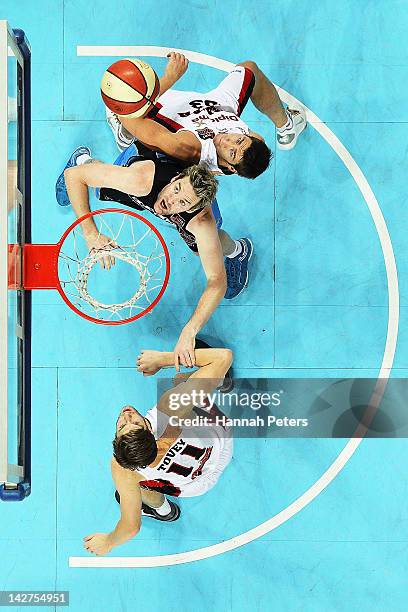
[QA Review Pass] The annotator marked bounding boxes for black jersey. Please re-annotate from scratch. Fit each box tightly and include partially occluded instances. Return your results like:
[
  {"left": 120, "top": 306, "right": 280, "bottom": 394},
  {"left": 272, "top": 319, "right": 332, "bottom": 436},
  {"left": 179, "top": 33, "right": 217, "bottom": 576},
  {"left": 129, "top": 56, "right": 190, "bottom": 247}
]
[{"left": 98, "top": 155, "right": 200, "bottom": 252}]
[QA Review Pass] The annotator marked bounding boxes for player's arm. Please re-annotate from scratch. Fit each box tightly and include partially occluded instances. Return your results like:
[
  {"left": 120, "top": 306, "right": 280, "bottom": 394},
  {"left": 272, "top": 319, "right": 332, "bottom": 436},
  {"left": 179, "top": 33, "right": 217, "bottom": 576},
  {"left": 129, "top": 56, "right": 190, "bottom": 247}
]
[
  {"left": 137, "top": 347, "right": 233, "bottom": 420},
  {"left": 120, "top": 116, "right": 201, "bottom": 163},
  {"left": 159, "top": 52, "right": 189, "bottom": 96},
  {"left": 83, "top": 458, "right": 143, "bottom": 556},
  {"left": 64, "top": 160, "right": 155, "bottom": 263},
  {"left": 65, "top": 159, "right": 155, "bottom": 230},
  {"left": 173, "top": 212, "right": 227, "bottom": 370}
]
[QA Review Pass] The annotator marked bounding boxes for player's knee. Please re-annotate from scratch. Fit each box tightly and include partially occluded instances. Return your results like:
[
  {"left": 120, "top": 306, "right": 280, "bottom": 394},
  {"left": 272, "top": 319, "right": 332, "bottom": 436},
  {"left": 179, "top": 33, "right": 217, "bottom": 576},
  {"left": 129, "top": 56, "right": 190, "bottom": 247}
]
[
  {"left": 219, "top": 348, "right": 233, "bottom": 367},
  {"left": 64, "top": 166, "right": 76, "bottom": 182},
  {"left": 238, "top": 60, "right": 258, "bottom": 75}
]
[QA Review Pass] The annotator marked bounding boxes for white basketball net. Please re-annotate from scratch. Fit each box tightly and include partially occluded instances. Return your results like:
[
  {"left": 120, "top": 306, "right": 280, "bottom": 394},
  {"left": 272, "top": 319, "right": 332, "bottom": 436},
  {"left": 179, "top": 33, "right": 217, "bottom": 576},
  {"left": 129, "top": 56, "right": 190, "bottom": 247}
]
[{"left": 58, "top": 212, "right": 167, "bottom": 322}]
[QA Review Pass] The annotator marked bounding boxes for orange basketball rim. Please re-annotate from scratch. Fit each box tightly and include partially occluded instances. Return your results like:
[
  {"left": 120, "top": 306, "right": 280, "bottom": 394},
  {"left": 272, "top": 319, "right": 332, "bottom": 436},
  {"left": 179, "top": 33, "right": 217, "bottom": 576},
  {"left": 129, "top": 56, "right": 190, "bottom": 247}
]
[{"left": 8, "top": 209, "right": 171, "bottom": 325}]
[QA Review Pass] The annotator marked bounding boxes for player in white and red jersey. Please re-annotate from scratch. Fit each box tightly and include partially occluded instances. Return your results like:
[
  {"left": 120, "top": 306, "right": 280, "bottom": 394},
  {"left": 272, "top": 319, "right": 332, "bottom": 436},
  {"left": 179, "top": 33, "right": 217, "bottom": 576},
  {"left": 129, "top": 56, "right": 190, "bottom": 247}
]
[
  {"left": 83, "top": 345, "right": 233, "bottom": 556},
  {"left": 108, "top": 52, "right": 307, "bottom": 178}
]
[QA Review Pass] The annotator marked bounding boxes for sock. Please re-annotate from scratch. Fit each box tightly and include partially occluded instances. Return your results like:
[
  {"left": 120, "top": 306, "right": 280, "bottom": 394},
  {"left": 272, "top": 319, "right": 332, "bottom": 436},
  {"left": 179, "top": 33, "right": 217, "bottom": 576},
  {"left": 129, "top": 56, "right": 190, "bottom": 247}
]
[
  {"left": 277, "top": 110, "right": 294, "bottom": 133},
  {"left": 154, "top": 498, "right": 171, "bottom": 516},
  {"left": 226, "top": 240, "right": 243, "bottom": 259},
  {"left": 76, "top": 153, "right": 92, "bottom": 165}
]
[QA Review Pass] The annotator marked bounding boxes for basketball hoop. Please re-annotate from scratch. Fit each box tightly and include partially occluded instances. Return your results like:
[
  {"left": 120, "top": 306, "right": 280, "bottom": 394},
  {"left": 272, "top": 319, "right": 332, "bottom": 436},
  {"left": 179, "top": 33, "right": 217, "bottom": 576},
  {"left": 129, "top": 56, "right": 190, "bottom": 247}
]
[{"left": 8, "top": 209, "right": 170, "bottom": 325}]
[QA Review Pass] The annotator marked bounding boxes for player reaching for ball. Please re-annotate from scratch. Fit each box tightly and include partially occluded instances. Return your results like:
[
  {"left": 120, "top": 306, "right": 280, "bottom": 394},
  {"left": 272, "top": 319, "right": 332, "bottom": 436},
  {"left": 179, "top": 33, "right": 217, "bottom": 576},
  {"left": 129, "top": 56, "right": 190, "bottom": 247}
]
[
  {"left": 83, "top": 345, "right": 233, "bottom": 556},
  {"left": 56, "top": 145, "right": 252, "bottom": 369},
  {"left": 106, "top": 52, "right": 307, "bottom": 176}
]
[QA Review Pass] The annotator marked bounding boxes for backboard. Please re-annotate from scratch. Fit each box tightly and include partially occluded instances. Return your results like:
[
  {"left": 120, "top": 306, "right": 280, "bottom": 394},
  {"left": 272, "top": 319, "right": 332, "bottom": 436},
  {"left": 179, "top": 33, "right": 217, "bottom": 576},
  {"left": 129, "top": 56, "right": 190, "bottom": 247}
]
[{"left": 0, "top": 22, "right": 31, "bottom": 501}]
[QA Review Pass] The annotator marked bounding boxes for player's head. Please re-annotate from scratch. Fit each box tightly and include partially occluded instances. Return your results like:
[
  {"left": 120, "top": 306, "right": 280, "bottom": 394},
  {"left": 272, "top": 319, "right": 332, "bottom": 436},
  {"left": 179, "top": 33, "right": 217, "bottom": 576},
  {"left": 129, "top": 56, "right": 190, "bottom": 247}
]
[
  {"left": 112, "top": 406, "right": 157, "bottom": 470},
  {"left": 213, "top": 133, "right": 272, "bottom": 178},
  {"left": 153, "top": 165, "right": 218, "bottom": 215}
]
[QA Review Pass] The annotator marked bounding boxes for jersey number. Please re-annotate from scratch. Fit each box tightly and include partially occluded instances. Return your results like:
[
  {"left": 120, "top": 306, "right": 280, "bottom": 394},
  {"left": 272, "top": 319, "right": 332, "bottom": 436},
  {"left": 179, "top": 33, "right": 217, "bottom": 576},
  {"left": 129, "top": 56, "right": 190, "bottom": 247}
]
[
  {"left": 179, "top": 99, "right": 219, "bottom": 117},
  {"left": 166, "top": 444, "right": 213, "bottom": 479}
]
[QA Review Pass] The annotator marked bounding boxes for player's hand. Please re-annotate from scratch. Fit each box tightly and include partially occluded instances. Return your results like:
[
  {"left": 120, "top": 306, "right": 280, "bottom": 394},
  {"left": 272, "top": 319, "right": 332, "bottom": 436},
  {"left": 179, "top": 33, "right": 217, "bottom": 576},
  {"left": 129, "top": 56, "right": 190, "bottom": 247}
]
[
  {"left": 165, "top": 52, "right": 189, "bottom": 85},
  {"left": 85, "top": 232, "right": 118, "bottom": 270},
  {"left": 174, "top": 328, "right": 196, "bottom": 372},
  {"left": 137, "top": 350, "right": 162, "bottom": 376},
  {"left": 83, "top": 533, "right": 113, "bottom": 556}
]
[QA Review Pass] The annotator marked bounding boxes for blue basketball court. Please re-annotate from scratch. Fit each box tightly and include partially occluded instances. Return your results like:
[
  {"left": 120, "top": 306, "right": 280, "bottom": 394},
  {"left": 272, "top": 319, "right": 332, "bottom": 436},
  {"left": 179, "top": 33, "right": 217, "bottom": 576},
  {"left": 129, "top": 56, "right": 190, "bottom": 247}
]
[{"left": 1, "top": 1, "right": 407, "bottom": 610}]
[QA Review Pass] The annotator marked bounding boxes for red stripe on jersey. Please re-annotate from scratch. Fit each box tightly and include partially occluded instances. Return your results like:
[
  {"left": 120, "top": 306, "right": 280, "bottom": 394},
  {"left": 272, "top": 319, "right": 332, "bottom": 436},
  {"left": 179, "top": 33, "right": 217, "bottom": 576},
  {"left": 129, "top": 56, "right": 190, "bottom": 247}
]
[
  {"left": 140, "top": 478, "right": 182, "bottom": 497},
  {"left": 146, "top": 101, "right": 184, "bottom": 132},
  {"left": 237, "top": 67, "right": 255, "bottom": 116}
]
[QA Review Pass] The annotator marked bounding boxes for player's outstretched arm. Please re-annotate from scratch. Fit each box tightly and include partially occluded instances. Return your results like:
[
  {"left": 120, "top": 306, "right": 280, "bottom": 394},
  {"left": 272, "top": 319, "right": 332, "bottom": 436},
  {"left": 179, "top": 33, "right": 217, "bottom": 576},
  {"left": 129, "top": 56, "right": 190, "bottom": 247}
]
[
  {"left": 159, "top": 52, "right": 189, "bottom": 96},
  {"left": 173, "top": 212, "right": 227, "bottom": 370},
  {"left": 64, "top": 160, "right": 155, "bottom": 265},
  {"left": 137, "top": 347, "right": 233, "bottom": 420},
  {"left": 83, "top": 458, "right": 142, "bottom": 556},
  {"left": 120, "top": 115, "right": 201, "bottom": 163}
]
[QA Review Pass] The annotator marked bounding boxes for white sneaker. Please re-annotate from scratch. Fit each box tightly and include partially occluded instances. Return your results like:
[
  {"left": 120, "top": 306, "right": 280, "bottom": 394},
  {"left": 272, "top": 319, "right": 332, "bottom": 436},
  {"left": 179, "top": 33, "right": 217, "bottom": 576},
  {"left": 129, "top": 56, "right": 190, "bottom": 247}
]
[
  {"left": 276, "top": 107, "right": 307, "bottom": 150},
  {"left": 105, "top": 107, "right": 135, "bottom": 152}
]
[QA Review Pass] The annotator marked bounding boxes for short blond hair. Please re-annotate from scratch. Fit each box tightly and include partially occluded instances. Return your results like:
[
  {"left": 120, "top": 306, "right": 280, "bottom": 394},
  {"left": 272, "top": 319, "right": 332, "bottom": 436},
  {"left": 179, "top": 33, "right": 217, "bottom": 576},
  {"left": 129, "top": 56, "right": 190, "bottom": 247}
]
[{"left": 179, "top": 165, "right": 218, "bottom": 211}]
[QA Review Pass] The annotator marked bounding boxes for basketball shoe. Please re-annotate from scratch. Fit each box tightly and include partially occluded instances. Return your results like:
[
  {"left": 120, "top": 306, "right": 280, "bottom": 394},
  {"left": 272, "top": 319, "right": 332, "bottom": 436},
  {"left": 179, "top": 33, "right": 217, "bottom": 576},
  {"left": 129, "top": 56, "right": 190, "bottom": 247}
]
[
  {"left": 55, "top": 146, "right": 91, "bottom": 207},
  {"left": 224, "top": 238, "right": 253, "bottom": 300},
  {"left": 276, "top": 107, "right": 307, "bottom": 150},
  {"left": 114, "top": 490, "right": 180, "bottom": 522},
  {"left": 106, "top": 108, "right": 135, "bottom": 152}
]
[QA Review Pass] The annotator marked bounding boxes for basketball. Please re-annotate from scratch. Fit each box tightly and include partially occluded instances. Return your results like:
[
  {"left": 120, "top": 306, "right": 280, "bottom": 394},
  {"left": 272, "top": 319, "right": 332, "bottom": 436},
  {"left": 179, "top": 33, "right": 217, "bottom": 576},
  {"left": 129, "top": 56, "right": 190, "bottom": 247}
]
[{"left": 101, "top": 58, "right": 160, "bottom": 118}]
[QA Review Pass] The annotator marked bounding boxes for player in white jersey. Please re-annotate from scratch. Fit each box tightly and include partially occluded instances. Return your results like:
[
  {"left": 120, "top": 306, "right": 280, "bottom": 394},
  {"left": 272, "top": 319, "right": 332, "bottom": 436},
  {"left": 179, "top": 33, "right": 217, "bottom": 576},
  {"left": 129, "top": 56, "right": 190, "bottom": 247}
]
[
  {"left": 108, "top": 52, "right": 307, "bottom": 178},
  {"left": 83, "top": 344, "right": 233, "bottom": 556}
]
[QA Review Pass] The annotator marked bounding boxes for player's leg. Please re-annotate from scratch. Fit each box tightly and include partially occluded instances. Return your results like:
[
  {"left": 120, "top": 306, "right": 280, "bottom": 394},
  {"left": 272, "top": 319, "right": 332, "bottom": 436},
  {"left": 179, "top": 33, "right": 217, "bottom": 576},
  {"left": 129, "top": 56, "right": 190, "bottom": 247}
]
[
  {"left": 238, "top": 60, "right": 286, "bottom": 127},
  {"left": 219, "top": 230, "right": 253, "bottom": 300},
  {"left": 114, "top": 488, "right": 180, "bottom": 521},
  {"left": 139, "top": 488, "right": 165, "bottom": 509},
  {"left": 238, "top": 60, "right": 307, "bottom": 150}
]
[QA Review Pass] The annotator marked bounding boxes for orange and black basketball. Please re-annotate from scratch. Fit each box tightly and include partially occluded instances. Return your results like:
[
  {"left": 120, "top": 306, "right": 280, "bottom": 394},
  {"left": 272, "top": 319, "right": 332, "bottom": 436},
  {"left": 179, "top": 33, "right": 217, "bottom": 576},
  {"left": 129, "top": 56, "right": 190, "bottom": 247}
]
[{"left": 101, "top": 58, "right": 160, "bottom": 118}]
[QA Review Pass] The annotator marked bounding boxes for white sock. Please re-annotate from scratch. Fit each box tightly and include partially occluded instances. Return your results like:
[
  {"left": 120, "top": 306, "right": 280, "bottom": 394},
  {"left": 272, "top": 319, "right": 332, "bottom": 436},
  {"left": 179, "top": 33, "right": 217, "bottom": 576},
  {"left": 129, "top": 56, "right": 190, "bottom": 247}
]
[
  {"left": 153, "top": 498, "right": 171, "bottom": 515},
  {"left": 277, "top": 110, "right": 294, "bottom": 133},
  {"left": 226, "top": 240, "right": 243, "bottom": 259},
  {"left": 76, "top": 153, "right": 92, "bottom": 165}
]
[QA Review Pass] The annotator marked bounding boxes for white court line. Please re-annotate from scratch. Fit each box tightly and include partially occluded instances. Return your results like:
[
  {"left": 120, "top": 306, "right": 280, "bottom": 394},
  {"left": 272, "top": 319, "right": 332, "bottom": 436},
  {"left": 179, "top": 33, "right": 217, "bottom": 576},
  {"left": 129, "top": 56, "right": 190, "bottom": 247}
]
[{"left": 70, "top": 45, "right": 400, "bottom": 568}]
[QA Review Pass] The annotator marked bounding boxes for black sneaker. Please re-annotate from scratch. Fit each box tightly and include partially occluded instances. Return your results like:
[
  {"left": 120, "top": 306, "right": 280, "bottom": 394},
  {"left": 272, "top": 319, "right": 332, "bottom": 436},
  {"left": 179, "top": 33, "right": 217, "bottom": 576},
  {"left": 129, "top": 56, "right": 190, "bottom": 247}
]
[
  {"left": 141, "top": 500, "right": 181, "bottom": 521},
  {"left": 114, "top": 490, "right": 181, "bottom": 522}
]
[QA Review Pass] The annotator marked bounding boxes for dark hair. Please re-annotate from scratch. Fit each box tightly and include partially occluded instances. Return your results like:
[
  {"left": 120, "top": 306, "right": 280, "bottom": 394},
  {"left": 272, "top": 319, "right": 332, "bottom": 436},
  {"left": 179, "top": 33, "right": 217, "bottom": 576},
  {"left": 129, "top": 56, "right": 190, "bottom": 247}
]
[
  {"left": 234, "top": 136, "right": 272, "bottom": 179},
  {"left": 112, "top": 428, "right": 158, "bottom": 471}
]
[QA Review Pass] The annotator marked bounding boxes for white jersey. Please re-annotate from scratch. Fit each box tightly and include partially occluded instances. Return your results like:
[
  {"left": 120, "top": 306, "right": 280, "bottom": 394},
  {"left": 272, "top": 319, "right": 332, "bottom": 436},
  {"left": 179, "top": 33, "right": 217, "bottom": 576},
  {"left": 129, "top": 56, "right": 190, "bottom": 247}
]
[
  {"left": 149, "top": 66, "right": 255, "bottom": 173},
  {"left": 138, "top": 405, "right": 233, "bottom": 498}
]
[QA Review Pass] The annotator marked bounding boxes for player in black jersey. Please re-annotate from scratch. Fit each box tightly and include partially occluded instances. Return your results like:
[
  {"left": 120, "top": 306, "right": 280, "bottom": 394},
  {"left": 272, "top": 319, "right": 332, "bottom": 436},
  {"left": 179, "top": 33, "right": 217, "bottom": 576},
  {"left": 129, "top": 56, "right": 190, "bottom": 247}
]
[{"left": 59, "top": 146, "right": 251, "bottom": 371}]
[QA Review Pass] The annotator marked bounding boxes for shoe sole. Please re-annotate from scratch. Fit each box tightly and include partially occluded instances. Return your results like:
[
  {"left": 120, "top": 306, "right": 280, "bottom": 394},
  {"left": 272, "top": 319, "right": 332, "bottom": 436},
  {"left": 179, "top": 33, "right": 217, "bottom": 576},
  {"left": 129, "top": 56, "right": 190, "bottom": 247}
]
[
  {"left": 142, "top": 502, "right": 181, "bottom": 522},
  {"left": 243, "top": 238, "right": 254, "bottom": 288},
  {"left": 106, "top": 110, "right": 135, "bottom": 152},
  {"left": 277, "top": 119, "right": 307, "bottom": 151},
  {"left": 229, "top": 238, "right": 253, "bottom": 299},
  {"left": 115, "top": 490, "right": 180, "bottom": 522},
  {"left": 56, "top": 147, "right": 91, "bottom": 206}
]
